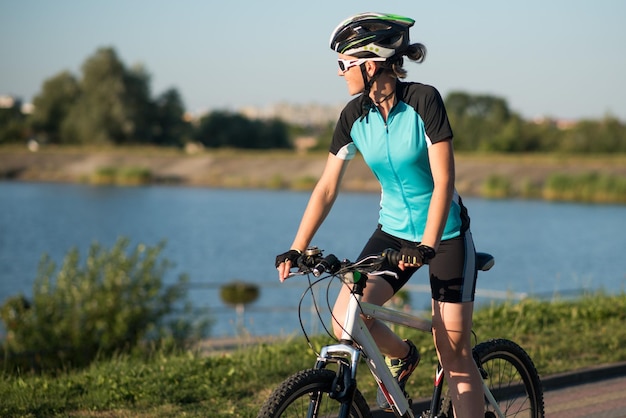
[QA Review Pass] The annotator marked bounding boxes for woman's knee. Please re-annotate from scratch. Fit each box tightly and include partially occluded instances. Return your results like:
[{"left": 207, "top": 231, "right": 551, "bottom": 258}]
[
  {"left": 434, "top": 328, "right": 472, "bottom": 360},
  {"left": 331, "top": 305, "right": 345, "bottom": 338},
  {"left": 432, "top": 301, "right": 474, "bottom": 367}
]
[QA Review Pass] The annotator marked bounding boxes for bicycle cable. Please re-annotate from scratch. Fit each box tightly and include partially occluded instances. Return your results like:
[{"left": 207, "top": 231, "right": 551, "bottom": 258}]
[
  {"left": 297, "top": 273, "right": 338, "bottom": 354},
  {"left": 296, "top": 254, "right": 393, "bottom": 355},
  {"left": 322, "top": 255, "right": 389, "bottom": 349}
]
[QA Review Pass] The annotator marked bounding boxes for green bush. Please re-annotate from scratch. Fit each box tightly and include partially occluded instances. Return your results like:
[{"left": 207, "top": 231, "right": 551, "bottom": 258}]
[
  {"left": 117, "top": 167, "right": 153, "bottom": 185},
  {"left": 89, "top": 166, "right": 153, "bottom": 185},
  {"left": 481, "top": 174, "right": 513, "bottom": 198},
  {"left": 543, "top": 172, "right": 626, "bottom": 203},
  {"left": 0, "top": 237, "right": 209, "bottom": 372},
  {"left": 220, "top": 281, "right": 260, "bottom": 306},
  {"left": 292, "top": 175, "right": 317, "bottom": 190}
]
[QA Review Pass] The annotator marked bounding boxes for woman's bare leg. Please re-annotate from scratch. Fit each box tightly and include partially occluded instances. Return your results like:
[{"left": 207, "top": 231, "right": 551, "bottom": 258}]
[{"left": 432, "top": 300, "right": 484, "bottom": 418}]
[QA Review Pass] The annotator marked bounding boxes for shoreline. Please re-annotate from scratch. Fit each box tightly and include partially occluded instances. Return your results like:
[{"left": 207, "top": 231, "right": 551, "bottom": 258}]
[{"left": 1, "top": 147, "right": 625, "bottom": 200}]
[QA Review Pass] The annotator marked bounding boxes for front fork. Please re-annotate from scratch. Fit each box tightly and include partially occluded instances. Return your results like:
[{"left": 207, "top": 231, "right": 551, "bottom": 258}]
[{"left": 314, "top": 344, "right": 361, "bottom": 418}]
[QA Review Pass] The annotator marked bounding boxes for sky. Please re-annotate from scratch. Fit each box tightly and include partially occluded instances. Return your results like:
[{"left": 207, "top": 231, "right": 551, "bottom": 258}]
[{"left": 1, "top": 0, "right": 625, "bottom": 121}]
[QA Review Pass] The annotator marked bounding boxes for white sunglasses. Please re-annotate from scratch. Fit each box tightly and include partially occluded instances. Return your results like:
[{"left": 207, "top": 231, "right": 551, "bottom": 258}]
[{"left": 337, "top": 57, "right": 386, "bottom": 73}]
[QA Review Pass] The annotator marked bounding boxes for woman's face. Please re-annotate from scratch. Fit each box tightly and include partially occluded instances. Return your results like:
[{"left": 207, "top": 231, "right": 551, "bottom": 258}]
[{"left": 337, "top": 54, "right": 367, "bottom": 96}]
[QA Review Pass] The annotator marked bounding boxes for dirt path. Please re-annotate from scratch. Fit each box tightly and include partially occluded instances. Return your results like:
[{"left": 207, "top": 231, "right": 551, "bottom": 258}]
[{"left": 1, "top": 147, "right": 625, "bottom": 198}]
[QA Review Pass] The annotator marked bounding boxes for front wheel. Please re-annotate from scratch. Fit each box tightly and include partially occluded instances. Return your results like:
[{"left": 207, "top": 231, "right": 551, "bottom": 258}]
[
  {"left": 440, "top": 338, "right": 545, "bottom": 418},
  {"left": 257, "top": 368, "right": 372, "bottom": 418}
]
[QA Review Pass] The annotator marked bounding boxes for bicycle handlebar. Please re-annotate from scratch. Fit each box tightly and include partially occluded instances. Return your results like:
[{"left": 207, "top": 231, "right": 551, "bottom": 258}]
[
  {"left": 312, "top": 253, "right": 341, "bottom": 276},
  {"left": 291, "top": 247, "right": 401, "bottom": 278}
]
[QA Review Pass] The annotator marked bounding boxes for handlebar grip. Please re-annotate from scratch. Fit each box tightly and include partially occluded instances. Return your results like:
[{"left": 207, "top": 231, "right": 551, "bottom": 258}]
[
  {"left": 313, "top": 254, "right": 340, "bottom": 277},
  {"left": 382, "top": 248, "right": 401, "bottom": 265}
]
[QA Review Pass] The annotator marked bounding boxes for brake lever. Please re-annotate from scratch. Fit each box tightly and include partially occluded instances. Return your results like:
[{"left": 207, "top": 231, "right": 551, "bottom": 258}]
[
  {"left": 286, "top": 271, "right": 308, "bottom": 279},
  {"left": 369, "top": 270, "right": 399, "bottom": 280}
]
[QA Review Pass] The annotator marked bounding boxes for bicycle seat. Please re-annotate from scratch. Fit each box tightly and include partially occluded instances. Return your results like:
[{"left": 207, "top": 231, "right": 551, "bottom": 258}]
[{"left": 476, "top": 252, "right": 495, "bottom": 271}]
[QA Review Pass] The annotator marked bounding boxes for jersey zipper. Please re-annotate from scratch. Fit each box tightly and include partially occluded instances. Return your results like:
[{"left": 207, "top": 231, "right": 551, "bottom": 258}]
[{"left": 381, "top": 106, "right": 418, "bottom": 239}]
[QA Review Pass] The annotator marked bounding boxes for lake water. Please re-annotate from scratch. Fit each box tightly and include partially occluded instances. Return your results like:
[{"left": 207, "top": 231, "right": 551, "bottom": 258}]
[{"left": 1, "top": 182, "right": 624, "bottom": 338}]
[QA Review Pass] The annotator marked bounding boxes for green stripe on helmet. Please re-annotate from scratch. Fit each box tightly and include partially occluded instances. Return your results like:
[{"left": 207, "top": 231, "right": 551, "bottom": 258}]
[
  {"left": 340, "top": 35, "right": 376, "bottom": 54},
  {"left": 379, "top": 13, "right": 415, "bottom": 26}
]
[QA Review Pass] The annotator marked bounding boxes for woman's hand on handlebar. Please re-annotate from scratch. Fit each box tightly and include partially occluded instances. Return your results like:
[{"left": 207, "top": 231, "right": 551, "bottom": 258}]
[
  {"left": 275, "top": 246, "right": 430, "bottom": 281},
  {"left": 394, "top": 244, "right": 436, "bottom": 270},
  {"left": 275, "top": 249, "right": 302, "bottom": 282}
]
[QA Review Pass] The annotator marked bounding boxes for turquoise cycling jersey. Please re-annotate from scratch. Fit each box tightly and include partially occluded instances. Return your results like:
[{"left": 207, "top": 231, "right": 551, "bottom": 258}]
[{"left": 330, "top": 81, "right": 469, "bottom": 242}]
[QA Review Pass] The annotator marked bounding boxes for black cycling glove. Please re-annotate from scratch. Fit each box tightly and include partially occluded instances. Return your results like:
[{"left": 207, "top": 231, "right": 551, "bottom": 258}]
[
  {"left": 400, "top": 244, "right": 436, "bottom": 266},
  {"left": 275, "top": 249, "right": 302, "bottom": 268}
]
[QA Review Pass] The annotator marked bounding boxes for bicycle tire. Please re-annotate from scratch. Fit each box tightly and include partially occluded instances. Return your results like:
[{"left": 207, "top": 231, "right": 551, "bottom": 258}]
[
  {"left": 439, "top": 338, "right": 544, "bottom": 418},
  {"left": 257, "top": 368, "right": 372, "bottom": 418}
]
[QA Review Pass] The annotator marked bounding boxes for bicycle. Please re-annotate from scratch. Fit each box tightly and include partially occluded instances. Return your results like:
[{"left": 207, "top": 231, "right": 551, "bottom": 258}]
[{"left": 258, "top": 247, "right": 545, "bottom": 418}]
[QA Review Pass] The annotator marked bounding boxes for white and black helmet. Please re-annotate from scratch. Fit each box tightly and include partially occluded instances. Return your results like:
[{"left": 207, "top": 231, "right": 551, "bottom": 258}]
[{"left": 329, "top": 12, "right": 415, "bottom": 59}]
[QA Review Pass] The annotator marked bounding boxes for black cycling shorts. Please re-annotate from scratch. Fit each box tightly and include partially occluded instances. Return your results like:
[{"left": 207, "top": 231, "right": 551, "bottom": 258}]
[{"left": 356, "top": 226, "right": 478, "bottom": 303}]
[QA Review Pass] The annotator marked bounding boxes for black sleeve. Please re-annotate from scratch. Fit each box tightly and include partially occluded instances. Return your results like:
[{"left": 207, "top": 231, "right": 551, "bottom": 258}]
[
  {"left": 329, "top": 97, "right": 361, "bottom": 157},
  {"left": 398, "top": 82, "right": 453, "bottom": 144}
]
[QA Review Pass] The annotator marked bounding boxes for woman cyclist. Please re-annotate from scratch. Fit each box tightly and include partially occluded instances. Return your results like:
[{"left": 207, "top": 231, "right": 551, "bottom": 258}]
[{"left": 276, "top": 12, "right": 484, "bottom": 417}]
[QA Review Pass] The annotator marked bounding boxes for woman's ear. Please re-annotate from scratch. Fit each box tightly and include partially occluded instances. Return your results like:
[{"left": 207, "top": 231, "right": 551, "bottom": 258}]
[{"left": 365, "top": 60, "right": 378, "bottom": 77}]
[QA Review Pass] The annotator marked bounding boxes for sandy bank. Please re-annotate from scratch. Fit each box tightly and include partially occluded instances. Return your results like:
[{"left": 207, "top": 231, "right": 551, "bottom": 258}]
[{"left": 1, "top": 147, "right": 625, "bottom": 198}]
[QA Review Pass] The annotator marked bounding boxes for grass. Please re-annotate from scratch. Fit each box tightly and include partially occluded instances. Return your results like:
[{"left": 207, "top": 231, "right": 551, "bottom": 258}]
[
  {"left": 89, "top": 166, "right": 153, "bottom": 186},
  {"left": 481, "top": 174, "right": 513, "bottom": 198},
  {"left": 2, "top": 292, "right": 626, "bottom": 417},
  {"left": 542, "top": 172, "right": 626, "bottom": 203},
  {"left": 480, "top": 171, "right": 626, "bottom": 203}
]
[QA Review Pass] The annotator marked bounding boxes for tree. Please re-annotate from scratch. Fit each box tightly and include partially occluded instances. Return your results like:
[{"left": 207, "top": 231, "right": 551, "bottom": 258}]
[
  {"left": 220, "top": 281, "right": 260, "bottom": 334},
  {"left": 195, "top": 110, "right": 291, "bottom": 149},
  {"left": 445, "top": 91, "right": 526, "bottom": 151},
  {"left": 258, "top": 118, "right": 291, "bottom": 149},
  {"left": 61, "top": 48, "right": 154, "bottom": 145},
  {"left": 565, "top": 116, "right": 626, "bottom": 153},
  {"left": 153, "top": 88, "right": 190, "bottom": 146},
  {"left": 26, "top": 46, "right": 194, "bottom": 146},
  {"left": 597, "top": 116, "right": 626, "bottom": 153},
  {"left": 0, "top": 98, "right": 28, "bottom": 144},
  {"left": 122, "top": 63, "right": 156, "bottom": 144},
  {"left": 29, "top": 71, "right": 79, "bottom": 144}
]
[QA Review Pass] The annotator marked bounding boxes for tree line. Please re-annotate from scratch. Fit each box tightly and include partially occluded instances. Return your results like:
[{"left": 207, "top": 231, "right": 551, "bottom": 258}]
[
  {"left": 445, "top": 93, "right": 626, "bottom": 153},
  {"left": 1, "top": 46, "right": 625, "bottom": 153},
  {"left": 0, "top": 47, "right": 290, "bottom": 150}
]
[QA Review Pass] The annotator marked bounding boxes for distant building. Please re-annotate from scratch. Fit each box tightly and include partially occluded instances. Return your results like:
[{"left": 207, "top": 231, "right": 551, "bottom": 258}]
[
  {"left": 21, "top": 102, "right": 34, "bottom": 114},
  {"left": 186, "top": 102, "right": 343, "bottom": 127},
  {"left": 532, "top": 116, "right": 577, "bottom": 130},
  {"left": 0, "top": 95, "right": 34, "bottom": 114},
  {"left": 240, "top": 102, "right": 343, "bottom": 127},
  {"left": 0, "top": 95, "right": 19, "bottom": 108},
  {"left": 293, "top": 136, "right": 318, "bottom": 153}
]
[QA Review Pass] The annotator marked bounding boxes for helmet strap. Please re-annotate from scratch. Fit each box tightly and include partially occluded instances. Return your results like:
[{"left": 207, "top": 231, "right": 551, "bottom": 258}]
[{"left": 359, "top": 64, "right": 384, "bottom": 122}]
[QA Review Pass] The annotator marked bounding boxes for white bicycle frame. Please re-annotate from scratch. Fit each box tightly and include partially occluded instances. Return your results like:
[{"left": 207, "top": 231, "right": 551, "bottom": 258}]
[{"left": 316, "top": 288, "right": 506, "bottom": 418}]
